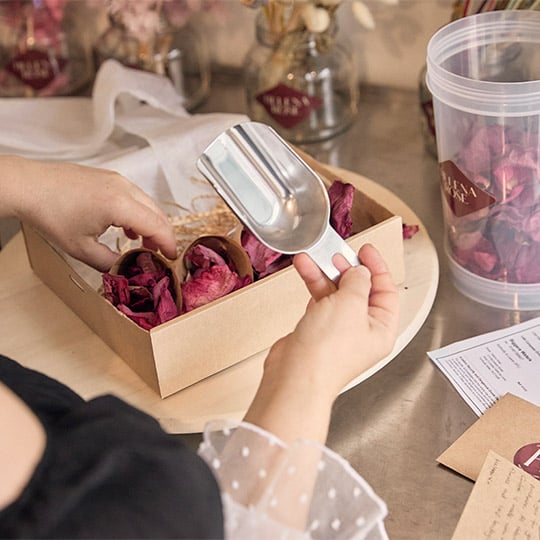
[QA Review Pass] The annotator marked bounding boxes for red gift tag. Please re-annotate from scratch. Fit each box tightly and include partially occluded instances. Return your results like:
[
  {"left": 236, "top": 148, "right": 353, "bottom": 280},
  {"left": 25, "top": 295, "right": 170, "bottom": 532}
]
[
  {"left": 256, "top": 83, "right": 322, "bottom": 129},
  {"left": 514, "top": 442, "right": 540, "bottom": 480},
  {"left": 439, "top": 160, "right": 497, "bottom": 218},
  {"left": 6, "top": 49, "right": 66, "bottom": 90}
]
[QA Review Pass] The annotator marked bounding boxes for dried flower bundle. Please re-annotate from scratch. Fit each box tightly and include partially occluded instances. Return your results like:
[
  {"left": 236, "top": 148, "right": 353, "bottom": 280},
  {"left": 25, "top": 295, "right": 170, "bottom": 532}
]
[
  {"left": 98, "top": 0, "right": 221, "bottom": 42},
  {"left": 241, "top": 0, "right": 398, "bottom": 36},
  {"left": 103, "top": 249, "right": 180, "bottom": 329},
  {"left": 447, "top": 123, "right": 540, "bottom": 284},
  {"left": 453, "top": 0, "right": 540, "bottom": 17}
]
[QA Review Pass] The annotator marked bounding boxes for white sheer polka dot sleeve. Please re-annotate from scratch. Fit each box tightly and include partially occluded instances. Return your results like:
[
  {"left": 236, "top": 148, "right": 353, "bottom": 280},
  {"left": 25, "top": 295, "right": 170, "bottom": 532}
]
[{"left": 198, "top": 419, "right": 388, "bottom": 539}]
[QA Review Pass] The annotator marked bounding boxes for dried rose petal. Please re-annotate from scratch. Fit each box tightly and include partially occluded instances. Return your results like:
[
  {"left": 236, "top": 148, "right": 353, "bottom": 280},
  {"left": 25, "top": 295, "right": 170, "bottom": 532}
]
[
  {"left": 259, "top": 255, "right": 293, "bottom": 278},
  {"left": 185, "top": 244, "right": 228, "bottom": 271},
  {"left": 460, "top": 125, "right": 505, "bottom": 175},
  {"left": 524, "top": 208, "right": 540, "bottom": 242},
  {"left": 402, "top": 223, "right": 419, "bottom": 239},
  {"left": 117, "top": 304, "right": 156, "bottom": 331},
  {"left": 448, "top": 121, "right": 540, "bottom": 284},
  {"left": 127, "top": 270, "right": 166, "bottom": 288},
  {"left": 102, "top": 273, "right": 130, "bottom": 306},
  {"left": 128, "top": 285, "right": 154, "bottom": 312},
  {"left": 153, "top": 276, "right": 178, "bottom": 324},
  {"left": 181, "top": 242, "right": 253, "bottom": 313},
  {"left": 328, "top": 180, "right": 355, "bottom": 239},
  {"left": 241, "top": 229, "right": 284, "bottom": 275},
  {"left": 515, "top": 244, "right": 540, "bottom": 283},
  {"left": 182, "top": 265, "right": 241, "bottom": 313},
  {"left": 102, "top": 251, "right": 179, "bottom": 330},
  {"left": 136, "top": 251, "right": 158, "bottom": 274}
]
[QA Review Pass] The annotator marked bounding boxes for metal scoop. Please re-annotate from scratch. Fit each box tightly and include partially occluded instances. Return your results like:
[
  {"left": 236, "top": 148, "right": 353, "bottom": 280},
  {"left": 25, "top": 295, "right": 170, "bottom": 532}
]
[{"left": 196, "top": 121, "right": 359, "bottom": 282}]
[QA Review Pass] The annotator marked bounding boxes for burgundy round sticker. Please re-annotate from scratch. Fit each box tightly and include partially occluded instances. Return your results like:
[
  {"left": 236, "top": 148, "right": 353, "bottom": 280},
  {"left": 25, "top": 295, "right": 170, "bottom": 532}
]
[{"left": 513, "top": 443, "right": 540, "bottom": 480}]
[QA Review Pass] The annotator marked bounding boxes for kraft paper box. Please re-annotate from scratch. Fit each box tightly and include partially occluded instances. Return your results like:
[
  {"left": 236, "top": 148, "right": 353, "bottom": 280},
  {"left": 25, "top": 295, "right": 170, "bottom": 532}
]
[{"left": 22, "top": 182, "right": 405, "bottom": 398}]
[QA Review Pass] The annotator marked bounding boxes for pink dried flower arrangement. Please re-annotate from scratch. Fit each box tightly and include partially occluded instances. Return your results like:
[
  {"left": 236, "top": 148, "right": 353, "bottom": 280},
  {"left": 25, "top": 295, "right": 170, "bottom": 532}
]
[
  {"left": 181, "top": 242, "right": 252, "bottom": 313},
  {"left": 448, "top": 123, "right": 540, "bottom": 283},
  {"left": 102, "top": 250, "right": 179, "bottom": 330},
  {"left": 103, "top": 178, "right": 409, "bottom": 327}
]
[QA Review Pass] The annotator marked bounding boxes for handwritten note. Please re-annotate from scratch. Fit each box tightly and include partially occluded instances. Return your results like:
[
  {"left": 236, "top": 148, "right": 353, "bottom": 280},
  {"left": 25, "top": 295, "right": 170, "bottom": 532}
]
[{"left": 452, "top": 451, "right": 540, "bottom": 540}]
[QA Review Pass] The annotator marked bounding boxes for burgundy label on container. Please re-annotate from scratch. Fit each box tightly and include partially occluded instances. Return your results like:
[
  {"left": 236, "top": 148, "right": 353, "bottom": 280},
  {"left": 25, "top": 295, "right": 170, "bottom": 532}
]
[
  {"left": 256, "top": 83, "right": 322, "bottom": 129},
  {"left": 6, "top": 49, "right": 66, "bottom": 90},
  {"left": 514, "top": 442, "right": 540, "bottom": 480},
  {"left": 439, "top": 160, "right": 497, "bottom": 218}
]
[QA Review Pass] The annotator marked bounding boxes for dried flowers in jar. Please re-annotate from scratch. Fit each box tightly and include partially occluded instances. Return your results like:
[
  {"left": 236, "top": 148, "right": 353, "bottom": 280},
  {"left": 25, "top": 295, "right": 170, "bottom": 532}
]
[
  {"left": 93, "top": 0, "right": 216, "bottom": 110},
  {"left": 0, "top": 0, "right": 93, "bottom": 97},
  {"left": 242, "top": 0, "right": 398, "bottom": 144}
]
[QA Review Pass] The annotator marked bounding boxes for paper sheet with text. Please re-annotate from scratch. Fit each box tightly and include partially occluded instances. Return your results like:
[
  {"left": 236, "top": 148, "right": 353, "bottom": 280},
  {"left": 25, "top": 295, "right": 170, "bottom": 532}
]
[{"left": 428, "top": 317, "right": 540, "bottom": 415}]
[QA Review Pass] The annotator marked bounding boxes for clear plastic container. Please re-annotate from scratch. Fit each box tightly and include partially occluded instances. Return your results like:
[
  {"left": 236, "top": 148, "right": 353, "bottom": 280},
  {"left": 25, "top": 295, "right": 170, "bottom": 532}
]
[{"left": 426, "top": 10, "right": 540, "bottom": 310}]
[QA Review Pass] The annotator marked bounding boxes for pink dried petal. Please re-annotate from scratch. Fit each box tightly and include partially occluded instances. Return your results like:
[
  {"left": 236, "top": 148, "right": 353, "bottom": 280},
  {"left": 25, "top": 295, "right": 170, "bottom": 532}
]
[
  {"left": 402, "top": 223, "right": 419, "bottom": 239},
  {"left": 472, "top": 248, "right": 498, "bottom": 273},
  {"left": 102, "top": 273, "right": 130, "bottom": 305},
  {"left": 185, "top": 244, "right": 228, "bottom": 271},
  {"left": 492, "top": 163, "right": 529, "bottom": 203},
  {"left": 241, "top": 229, "right": 283, "bottom": 275},
  {"left": 328, "top": 180, "right": 354, "bottom": 239},
  {"left": 451, "top": 236, "right": 500, "bottom": 278},
  {"left": 524, "top": 208, "right": 540, "bottom": 242},
  {"left": 128, "top": 270, "right": 166, "bottom": 288},
  {"left": 153, "top": 276, "right": 178, "bottom": 324},
  {"left": 136, "top": 252, "right": 158, "bottom": 274},
  {"left": 506, "top": 147, "right": 539, "bottom": 173},
  {"left": 103, "top": 251, "right": 179, "bottom": 329},
  {"left": 117, "top": 304, "right": 157, "bottom": 330},
  {"left": 128, "top": 285, "right": 154, "bottom": 312},
  {"left": 461, "top": 125, "right": 507, "bottom": 175},
  {"left": 182, "top": 265, "right": 241, "bottom": 313},
  {"left": 515, "top": 244, "right": 540, "bottom": 283},
  {"left": 259, "top": 255, "right": 293, "bottom": 278}
]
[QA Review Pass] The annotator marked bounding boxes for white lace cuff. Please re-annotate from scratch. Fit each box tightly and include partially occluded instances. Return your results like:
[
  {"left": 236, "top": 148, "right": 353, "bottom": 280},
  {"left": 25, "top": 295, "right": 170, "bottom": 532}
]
[{"left": 198, "top": 419, "right": 388, "bottom": 539}]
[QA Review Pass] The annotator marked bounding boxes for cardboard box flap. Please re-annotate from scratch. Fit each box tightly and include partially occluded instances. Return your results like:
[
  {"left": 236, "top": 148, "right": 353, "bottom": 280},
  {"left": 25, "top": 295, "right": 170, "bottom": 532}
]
[{"left": 23, "top": 225, "right": 161, "bottom": 393}]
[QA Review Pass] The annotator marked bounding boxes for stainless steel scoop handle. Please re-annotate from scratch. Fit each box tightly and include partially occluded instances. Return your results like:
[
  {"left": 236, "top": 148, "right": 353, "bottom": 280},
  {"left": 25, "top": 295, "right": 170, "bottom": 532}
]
[
  {"left": 307, "top": 227, "right": 360, "bottom": 283},
  {"left": 196, "top": 121, "right": 360, "bottom": 283}
]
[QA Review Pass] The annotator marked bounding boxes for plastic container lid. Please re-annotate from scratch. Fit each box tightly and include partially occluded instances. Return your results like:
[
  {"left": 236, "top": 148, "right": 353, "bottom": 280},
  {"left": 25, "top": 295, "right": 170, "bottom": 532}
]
[{"left": 426, "top": 10, "right": 540, "bottom": 117}]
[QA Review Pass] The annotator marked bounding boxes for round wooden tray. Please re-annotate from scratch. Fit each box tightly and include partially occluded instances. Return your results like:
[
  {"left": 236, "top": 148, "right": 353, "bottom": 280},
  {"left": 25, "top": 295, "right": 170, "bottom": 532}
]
[{"left": 0, "top": 168, "right": 438, "bottom": 433}]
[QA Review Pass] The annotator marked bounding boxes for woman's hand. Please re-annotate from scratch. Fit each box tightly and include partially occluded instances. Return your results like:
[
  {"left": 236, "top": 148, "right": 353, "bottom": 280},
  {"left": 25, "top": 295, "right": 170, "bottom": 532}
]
[
  {"left": 244, "top": 243, "right": 399, "bottom": 444},
  {"left": 1, "top": 156, "right": 177, "bottom": 271}
]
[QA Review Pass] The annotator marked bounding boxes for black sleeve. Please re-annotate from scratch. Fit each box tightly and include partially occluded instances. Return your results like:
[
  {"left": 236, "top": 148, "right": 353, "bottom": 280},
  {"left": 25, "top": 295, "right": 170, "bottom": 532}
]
[{"left": 0, "top": 354, "right": 224, "bottom": 539}]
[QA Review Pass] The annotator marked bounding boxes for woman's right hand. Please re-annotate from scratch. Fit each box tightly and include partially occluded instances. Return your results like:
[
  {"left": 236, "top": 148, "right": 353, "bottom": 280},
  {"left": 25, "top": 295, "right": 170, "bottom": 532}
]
[{"left": 244, "top": 243, "right": 399, "bottom": 444}]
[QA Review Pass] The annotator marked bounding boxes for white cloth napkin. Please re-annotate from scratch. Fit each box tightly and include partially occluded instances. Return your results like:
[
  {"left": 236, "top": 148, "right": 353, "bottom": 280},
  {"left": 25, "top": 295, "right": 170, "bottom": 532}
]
[{"left": 0, "top": 59, "right": 249, "bottom": 207}]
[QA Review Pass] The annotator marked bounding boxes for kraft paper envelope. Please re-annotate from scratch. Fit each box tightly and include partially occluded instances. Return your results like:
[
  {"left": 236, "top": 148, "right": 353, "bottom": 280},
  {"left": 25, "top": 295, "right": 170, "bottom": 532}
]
[
  {"left": 452, "top": 450, "right": 540, "bottom": 540},
  {"left": 437, "top": 393, "right": 540, "bottom": 481}
]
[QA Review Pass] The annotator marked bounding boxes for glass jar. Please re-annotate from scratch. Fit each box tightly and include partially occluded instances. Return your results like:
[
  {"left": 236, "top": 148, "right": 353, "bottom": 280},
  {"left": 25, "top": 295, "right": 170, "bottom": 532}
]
[
  {"left": 244, "top": 12, "right": 358, "bottom": 144},
  {"left": 0, "top": 1, "right": 93, "bottom": 97},
  {"left": 94, "top": 16, "right": 210, "bottom": 112}
]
